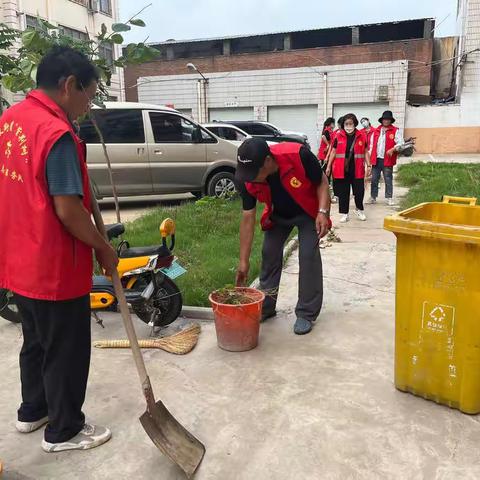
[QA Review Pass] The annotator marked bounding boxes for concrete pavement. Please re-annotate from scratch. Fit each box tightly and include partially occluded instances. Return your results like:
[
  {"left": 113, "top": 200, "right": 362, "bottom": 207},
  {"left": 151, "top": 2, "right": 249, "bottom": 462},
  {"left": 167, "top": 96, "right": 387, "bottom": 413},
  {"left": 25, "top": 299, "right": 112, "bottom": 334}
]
[{"left": 1, "top": 188, "right": 480, "bottom": 479}]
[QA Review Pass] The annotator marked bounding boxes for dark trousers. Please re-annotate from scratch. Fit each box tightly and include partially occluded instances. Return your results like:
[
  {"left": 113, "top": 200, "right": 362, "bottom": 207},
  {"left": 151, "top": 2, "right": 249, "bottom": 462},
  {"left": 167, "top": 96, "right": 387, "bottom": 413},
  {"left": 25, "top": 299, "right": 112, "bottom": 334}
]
[
  {"left": 371, "top": 158, "right": 393, "bottom": 199},
  {"left": 260, "top": 214, "right": 323, "bottom": 323},
  {"left": 333, "top": 169, "right": 365, "bottom": 214},
  {"left": 14, "top": 293, "right": 91, "bottom": 443}
]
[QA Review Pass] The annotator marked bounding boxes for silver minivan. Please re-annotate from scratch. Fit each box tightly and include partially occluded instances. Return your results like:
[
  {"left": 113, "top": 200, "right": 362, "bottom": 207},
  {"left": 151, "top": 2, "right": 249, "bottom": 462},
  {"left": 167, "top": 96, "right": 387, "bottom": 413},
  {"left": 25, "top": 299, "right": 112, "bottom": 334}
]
[{"left": 79, "top": 102, "right": 238, "bottom": 198}]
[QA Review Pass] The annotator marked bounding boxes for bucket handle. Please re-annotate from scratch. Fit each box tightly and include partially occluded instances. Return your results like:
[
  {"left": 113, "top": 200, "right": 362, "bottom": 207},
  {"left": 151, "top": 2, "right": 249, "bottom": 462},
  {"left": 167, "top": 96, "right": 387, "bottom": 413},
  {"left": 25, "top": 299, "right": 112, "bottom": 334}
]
[{"left": 442, "top": 195, "right": 477, "bottom": 206}]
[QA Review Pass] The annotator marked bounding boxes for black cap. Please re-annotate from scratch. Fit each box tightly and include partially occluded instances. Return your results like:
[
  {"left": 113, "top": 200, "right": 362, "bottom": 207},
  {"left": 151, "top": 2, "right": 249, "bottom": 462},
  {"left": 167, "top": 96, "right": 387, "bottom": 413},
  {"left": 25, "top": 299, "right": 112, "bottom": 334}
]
[
  {"left": 235, "top": 138, "right": 271, "bottom": 183},
  {"left": 379, "top": 110, "right": 396, "bottom": 123}
]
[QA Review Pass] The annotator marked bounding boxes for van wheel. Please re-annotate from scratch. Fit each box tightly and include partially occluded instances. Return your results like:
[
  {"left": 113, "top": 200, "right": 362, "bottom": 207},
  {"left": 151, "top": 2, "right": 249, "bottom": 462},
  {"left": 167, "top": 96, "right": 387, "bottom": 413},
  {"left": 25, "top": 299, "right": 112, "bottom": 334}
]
[{"left": 207, "top": 172, "right": 236, "bottom": 198}]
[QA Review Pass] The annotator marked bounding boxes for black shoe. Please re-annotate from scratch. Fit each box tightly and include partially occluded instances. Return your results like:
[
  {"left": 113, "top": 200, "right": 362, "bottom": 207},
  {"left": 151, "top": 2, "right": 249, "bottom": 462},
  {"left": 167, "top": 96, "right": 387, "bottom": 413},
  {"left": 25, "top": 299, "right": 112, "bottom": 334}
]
[
  {"left": 261, "top": 310, "right": 277, "bottom": 323},
  {"left": 294, "top": 318, "right": 313, "bottom": 335}
]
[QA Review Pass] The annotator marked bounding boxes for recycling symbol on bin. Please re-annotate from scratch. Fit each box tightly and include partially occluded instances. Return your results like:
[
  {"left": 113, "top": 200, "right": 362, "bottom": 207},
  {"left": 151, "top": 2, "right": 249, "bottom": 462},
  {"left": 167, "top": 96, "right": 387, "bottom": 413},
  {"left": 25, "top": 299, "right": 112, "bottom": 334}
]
[{"left": 430, "top": 306, "right": 446, "bottom": 323}]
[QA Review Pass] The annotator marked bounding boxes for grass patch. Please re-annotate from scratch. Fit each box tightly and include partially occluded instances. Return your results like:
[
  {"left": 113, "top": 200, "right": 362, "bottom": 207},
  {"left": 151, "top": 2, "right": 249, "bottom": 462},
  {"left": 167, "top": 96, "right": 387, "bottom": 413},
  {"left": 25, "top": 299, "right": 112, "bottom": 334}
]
[
  {"left": 396, "top": 162, "right": 480, "bottom": 209},
  {"left": 123, "top": 197, "right": 264, "bottom": 307}
]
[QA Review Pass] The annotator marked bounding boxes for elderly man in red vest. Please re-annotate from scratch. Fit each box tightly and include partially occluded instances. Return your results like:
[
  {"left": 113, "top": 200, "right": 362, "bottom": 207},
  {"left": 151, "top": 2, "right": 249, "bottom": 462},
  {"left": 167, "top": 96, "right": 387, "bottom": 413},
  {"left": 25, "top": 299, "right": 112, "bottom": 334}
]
[
  {"left": 0, "top": 47, "right": 118, "bottom": 452},
  {"left": 235, "top": 138, "right": 331, "bottom": 335},
  {"left": 367, "top": 110, "right": 403, "bottom": 206}
]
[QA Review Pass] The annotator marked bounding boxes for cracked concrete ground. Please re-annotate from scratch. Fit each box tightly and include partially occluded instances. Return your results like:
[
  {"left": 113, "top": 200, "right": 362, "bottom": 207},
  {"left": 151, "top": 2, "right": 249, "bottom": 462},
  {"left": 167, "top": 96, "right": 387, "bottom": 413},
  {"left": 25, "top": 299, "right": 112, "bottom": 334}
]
[{"left": 1, "top": 185, "right": 480, "bottom": 479}]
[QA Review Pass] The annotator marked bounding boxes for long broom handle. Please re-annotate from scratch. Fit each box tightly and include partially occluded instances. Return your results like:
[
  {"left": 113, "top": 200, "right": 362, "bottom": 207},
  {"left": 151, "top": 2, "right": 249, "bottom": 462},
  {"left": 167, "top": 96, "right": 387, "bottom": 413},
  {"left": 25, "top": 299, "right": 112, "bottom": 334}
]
[{"left": 89, "top": 185, "right": 156, "bottom": 411}]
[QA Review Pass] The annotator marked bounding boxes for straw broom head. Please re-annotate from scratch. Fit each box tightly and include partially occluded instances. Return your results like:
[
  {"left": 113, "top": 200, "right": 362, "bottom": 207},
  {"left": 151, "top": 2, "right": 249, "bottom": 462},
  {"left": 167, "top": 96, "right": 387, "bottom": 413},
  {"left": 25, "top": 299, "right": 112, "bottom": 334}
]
[{"left": 93, "top": 323, "right": 201, "bottom": 355}]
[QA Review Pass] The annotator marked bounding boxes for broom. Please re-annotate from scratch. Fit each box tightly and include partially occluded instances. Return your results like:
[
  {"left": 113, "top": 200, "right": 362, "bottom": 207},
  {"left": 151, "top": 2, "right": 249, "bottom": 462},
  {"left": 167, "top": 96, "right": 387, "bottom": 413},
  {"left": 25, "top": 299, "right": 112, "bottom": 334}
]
[{"left": 93, "top": 323, "right": 201, "bottom": 355}]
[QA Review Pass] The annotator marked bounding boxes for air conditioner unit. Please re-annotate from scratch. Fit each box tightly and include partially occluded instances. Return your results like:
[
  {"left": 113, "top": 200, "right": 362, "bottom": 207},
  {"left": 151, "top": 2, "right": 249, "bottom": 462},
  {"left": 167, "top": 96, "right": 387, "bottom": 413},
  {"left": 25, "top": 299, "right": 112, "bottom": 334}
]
[
  {"left": 88, "top": 0, "right": 99, "bottom": 13},
  {"left": 377, "top": 85, "right": 389, "bottom": 101}
]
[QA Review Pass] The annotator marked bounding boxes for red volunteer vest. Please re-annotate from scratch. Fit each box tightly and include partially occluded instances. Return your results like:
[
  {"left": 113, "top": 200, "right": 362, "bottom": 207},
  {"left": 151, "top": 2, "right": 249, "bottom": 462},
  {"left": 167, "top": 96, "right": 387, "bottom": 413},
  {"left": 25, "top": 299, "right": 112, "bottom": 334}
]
[
  {"left": 318, "top": 126, "right": 333, "bottom": 161},
  {"left": 245, "top": 143, "right": 320, "bottom": 231},
  {"left": 0, "top": 90, "right": 93, "bottom": 300},
  {"left": 332, "top": 129, "right": 368, "bottom": 180},
  {"left": 370, "top": 125, "right": 399, "bottom": 167},
  {"left": 361, "top": 127, "right": 375, "bottom": 150}
]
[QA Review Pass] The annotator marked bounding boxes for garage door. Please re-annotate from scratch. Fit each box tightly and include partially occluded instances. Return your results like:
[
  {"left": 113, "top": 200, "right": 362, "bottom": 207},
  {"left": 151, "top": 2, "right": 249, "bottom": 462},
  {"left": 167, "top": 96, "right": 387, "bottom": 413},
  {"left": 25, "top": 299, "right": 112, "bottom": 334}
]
[
  {"left": 209, "top": 107, "right": 253, "bottom": 122},
  {"left": 268, "top": 105, "right": 319, "bottom": 152},
  {"left": 333, "top": 103, "right": 389, "bottom": 127}
]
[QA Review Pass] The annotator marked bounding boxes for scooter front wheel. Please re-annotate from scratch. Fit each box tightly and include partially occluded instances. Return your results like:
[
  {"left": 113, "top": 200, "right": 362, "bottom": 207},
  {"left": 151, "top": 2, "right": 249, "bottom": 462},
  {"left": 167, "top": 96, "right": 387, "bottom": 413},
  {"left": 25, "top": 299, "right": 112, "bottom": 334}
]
[{"left": 132, "top": 274, "right": 183, "bottom": 327}]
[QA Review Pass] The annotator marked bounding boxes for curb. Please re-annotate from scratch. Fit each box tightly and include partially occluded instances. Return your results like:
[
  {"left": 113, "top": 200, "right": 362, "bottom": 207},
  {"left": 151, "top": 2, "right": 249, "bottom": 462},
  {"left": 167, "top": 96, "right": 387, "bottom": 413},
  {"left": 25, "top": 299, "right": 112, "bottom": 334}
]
[
  {"left": 182, "top": 236, "right": 300, "bottom": 318},
  {"left": 181, "top": 305, "right": 214, "bottom": 321}
]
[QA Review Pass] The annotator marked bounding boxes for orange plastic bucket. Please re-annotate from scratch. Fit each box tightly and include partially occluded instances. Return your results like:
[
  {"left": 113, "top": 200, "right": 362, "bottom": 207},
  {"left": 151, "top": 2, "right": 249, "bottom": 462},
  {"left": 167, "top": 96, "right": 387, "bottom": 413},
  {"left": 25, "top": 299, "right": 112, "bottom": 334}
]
[{"left": 209, "top": 287, "right": 265, "bottom": 352}]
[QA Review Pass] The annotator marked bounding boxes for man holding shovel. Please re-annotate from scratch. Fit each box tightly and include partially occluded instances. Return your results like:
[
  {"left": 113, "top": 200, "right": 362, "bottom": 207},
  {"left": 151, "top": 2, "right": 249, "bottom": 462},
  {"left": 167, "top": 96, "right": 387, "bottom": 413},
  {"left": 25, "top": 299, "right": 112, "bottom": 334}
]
[
  {"left": 235, "top": 138, "right": 331, "bottom": 335},
  {"left": 0, "top": 47, "right": 118, "bottom": 452}
]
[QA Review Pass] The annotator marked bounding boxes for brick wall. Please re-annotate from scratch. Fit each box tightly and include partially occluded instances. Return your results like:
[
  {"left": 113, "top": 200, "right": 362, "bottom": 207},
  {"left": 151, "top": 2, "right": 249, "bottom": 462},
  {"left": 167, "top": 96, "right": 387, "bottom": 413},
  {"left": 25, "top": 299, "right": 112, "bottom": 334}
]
[{"left": 124, "top": 39, "right": 433, "bottom": 102}]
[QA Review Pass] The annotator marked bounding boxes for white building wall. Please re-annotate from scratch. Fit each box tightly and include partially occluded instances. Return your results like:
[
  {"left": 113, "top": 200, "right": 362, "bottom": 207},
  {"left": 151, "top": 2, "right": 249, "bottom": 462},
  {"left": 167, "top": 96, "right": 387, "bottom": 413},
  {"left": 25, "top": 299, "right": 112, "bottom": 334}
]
[
  {"left": 404, "top": 0, "right": 480, "bottom": 153},
  {"left": 137, "top": 60, "right": 408, "bottom": 136},
  {"left": 0, "top": 0, "right": 123, "bottom": 101}
]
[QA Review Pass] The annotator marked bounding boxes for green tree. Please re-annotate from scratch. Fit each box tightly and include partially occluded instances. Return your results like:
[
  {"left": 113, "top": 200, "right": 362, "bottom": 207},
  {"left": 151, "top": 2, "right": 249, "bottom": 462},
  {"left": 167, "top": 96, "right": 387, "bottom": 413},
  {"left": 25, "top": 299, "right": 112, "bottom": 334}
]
[
  {"left": 0, "top": 5, "right": 158, "bottom": 99},
  {"left": 0, "top": 5, "right": 160, "bottom": 222}
]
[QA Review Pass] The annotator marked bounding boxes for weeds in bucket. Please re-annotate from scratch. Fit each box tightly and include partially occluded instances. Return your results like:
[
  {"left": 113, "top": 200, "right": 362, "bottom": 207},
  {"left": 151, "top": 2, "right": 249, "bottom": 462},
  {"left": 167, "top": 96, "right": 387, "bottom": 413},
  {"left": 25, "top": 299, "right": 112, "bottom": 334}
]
[{"left": 212, "top": 286, "right": 255, "bottom": 305}]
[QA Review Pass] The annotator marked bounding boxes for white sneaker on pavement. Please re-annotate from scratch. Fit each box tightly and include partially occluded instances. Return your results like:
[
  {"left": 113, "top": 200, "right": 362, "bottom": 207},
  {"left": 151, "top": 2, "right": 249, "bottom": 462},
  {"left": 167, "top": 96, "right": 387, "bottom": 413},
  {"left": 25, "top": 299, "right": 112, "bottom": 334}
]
[
  {"left": 16, "top": 416, "right": 48, "bottom": 433},
  {"left": 366, "top": 197, "right": 377, "bottom": 204},
  {"left": 355, "top": 210, "right": 367, "bottom": 221},
  {"left": 42, "top": 424, "right": 112, "bottom": 453},
  {"left": 388, "top": 198, "right": 396, "bottom": 206},
  {"left": 339, "top": 214, "right": 349, "bottom": 223}
]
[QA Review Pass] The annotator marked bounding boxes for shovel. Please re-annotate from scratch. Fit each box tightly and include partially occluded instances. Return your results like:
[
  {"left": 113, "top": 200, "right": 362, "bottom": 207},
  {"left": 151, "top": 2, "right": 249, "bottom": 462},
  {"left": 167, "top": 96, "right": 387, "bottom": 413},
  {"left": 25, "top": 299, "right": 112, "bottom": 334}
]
[{"left": 90, "top": 188, "right": 205, "bottom": 478}]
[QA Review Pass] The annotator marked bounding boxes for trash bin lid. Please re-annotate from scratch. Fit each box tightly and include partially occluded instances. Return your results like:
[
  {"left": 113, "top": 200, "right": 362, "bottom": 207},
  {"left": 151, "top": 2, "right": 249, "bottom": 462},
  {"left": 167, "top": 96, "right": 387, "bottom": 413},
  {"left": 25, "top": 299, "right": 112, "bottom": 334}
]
[{"left": 384, "top": 197, "right": 480, "bottom": 245}]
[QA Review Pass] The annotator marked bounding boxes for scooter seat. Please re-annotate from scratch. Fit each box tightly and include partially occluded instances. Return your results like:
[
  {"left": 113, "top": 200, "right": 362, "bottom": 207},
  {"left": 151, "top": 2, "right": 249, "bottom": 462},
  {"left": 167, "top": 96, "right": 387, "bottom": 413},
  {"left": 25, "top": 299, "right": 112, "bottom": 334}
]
[
  {"left": 119, "top": 245, "right": 171, "bottom": 259},
  {"left": 92, "top": 275, "right": 115, "bottom": 294},
  {"left": 106, "top": 223, "right": 125, "bottom": 240}
]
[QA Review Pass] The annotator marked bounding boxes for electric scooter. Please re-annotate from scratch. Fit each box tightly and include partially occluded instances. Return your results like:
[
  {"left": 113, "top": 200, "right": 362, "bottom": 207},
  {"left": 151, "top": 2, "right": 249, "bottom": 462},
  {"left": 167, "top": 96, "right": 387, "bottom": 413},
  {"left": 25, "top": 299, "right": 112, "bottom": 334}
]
[{"left": 0, "top": 218, "right": 185, "bottom": 328}]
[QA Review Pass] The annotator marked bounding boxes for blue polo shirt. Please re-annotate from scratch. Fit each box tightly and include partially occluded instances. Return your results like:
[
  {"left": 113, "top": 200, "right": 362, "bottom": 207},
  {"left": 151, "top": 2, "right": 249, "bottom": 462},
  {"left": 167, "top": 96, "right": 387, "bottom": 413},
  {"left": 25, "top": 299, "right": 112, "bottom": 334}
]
[{"left": 45, "top": 133, "right": 83, "bottom": 197}]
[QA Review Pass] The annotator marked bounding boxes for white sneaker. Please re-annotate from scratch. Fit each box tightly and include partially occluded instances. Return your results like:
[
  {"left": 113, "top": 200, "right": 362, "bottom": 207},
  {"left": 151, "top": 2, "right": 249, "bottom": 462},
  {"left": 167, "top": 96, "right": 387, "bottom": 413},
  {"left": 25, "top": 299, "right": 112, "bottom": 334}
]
[
  {"left": 16, "top": 416, "right": 48, "bottom": 433},
  {"left": 339, "top": 214, "right": 349, "bottom": 223},
  {"left": 388, "top": 198, "right": 396, "bottom": 206},
  {"left": 42, "top": 423, "right": 112, "bottom": 453},
  {"left": 355, "top": 210, "right": 367, "bottom": 221},
  {"left": 331, "top": 196, "right": 338, "bottom": 204},
  {"left": 366, "top": 197, "right": 377, "bottom": 204}
]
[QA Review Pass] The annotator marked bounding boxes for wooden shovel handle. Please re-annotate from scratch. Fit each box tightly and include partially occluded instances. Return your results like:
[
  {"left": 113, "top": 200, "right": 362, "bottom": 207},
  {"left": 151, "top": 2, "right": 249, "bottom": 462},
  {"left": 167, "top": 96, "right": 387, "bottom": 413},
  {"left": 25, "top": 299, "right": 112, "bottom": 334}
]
[{"left": 89, "top": 184, "right": 156, "bottom": 410}]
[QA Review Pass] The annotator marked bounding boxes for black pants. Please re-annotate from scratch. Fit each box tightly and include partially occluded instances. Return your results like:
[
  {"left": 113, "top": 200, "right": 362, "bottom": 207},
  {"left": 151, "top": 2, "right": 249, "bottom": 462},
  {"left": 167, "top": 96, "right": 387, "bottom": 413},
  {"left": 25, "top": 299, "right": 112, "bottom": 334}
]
[
  {"left": 333, "top": 169, "right": 365, "bottom": 214},
  {"left": 260, "top": 214, "right": 323, "bottom": 322},
  {"left": 14, "top": 293, "right": 91, "bottom": 443}
]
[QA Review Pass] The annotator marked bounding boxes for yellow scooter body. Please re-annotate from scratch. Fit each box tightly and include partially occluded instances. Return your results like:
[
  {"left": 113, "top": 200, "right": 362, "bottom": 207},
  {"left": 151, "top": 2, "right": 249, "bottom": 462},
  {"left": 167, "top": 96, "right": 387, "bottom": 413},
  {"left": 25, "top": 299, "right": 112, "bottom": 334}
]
[{"left": 90, "top": 256, "right": 152, "bottom": 311}]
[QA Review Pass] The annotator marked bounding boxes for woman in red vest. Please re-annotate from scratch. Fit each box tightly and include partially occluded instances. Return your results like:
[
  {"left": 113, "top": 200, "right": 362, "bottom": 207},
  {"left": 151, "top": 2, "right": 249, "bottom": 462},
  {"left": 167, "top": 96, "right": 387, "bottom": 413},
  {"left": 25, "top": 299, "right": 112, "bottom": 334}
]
[
  {"left": 367, "top": 110, "right": 402, "bottom": 206},
  {"left": 360, "top": 117, "right": 375, "bottom": 147},
  {"left": 234, "top": 138, "right": 331, "bottom": 335},
  {"left": 317, "top": 117, "right": 335, "bottom": 164},
  {"left": 325, "top": 114, "right": 371, "bottom": 223},
  {"left": 0, "top": 47, "right": 117, "bottom": 453}
]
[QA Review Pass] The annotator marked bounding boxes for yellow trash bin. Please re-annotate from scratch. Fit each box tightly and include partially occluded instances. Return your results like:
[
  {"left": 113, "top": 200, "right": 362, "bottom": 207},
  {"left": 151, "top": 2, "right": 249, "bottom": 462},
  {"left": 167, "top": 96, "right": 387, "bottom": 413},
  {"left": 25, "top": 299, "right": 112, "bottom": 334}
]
[{"left": 384, "top": 196, "right": 480, "bottom": 414}]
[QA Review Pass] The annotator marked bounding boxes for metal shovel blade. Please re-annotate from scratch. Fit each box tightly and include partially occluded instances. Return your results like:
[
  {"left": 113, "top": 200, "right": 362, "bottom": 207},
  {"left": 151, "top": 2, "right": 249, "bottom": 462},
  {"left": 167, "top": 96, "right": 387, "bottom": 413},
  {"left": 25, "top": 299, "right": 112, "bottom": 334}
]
[{"left": 140, "top": 399, "right": 205, "bottom": 479}]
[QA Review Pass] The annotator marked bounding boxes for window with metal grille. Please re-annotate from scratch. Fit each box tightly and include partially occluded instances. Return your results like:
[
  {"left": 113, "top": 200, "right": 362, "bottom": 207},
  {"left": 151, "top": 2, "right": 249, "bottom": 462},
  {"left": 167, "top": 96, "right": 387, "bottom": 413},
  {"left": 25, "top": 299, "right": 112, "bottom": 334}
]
[
  {"left": 99, "top": 43, "right": 115, "bottom": 68},
  {"left": 25, "top": 15, "right": 42, "bottom": 30},
  {"left": 99, "top": 0, "right": 112, "bottom": 15},
  {"left": 59, "top": 25, "right": 89, "bottom": 42}
]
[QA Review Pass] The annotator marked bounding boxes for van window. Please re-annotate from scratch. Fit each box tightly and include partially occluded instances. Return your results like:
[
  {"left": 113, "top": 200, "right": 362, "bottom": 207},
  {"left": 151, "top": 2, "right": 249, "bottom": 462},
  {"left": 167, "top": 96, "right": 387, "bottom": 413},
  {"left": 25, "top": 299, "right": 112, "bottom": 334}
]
[
  {"left": 150, "top": 112, "right": 200, "bottom": 143},
  {"left": 80, "top": 109, "right": 145, "bottom": 144}
]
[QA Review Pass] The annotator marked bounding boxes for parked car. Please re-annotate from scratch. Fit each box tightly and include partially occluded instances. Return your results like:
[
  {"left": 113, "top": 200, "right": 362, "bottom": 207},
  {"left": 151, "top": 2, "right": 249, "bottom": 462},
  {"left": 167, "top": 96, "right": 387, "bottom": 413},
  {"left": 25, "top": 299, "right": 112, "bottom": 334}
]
[
  {"left": 202, "top": 122, "right": 250, "bottom": 147},
  {"left": 217, "top": 120, "right": 310, "bottom": 147},
  {"left": 262, "top": 121, "right": 309, "bottom": 140},
  {"left": 202, "top": 123, "right": 278, "bottom": 148},
  {"left": 79, "top": 103, "right": 238, "bottom": 199}
]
